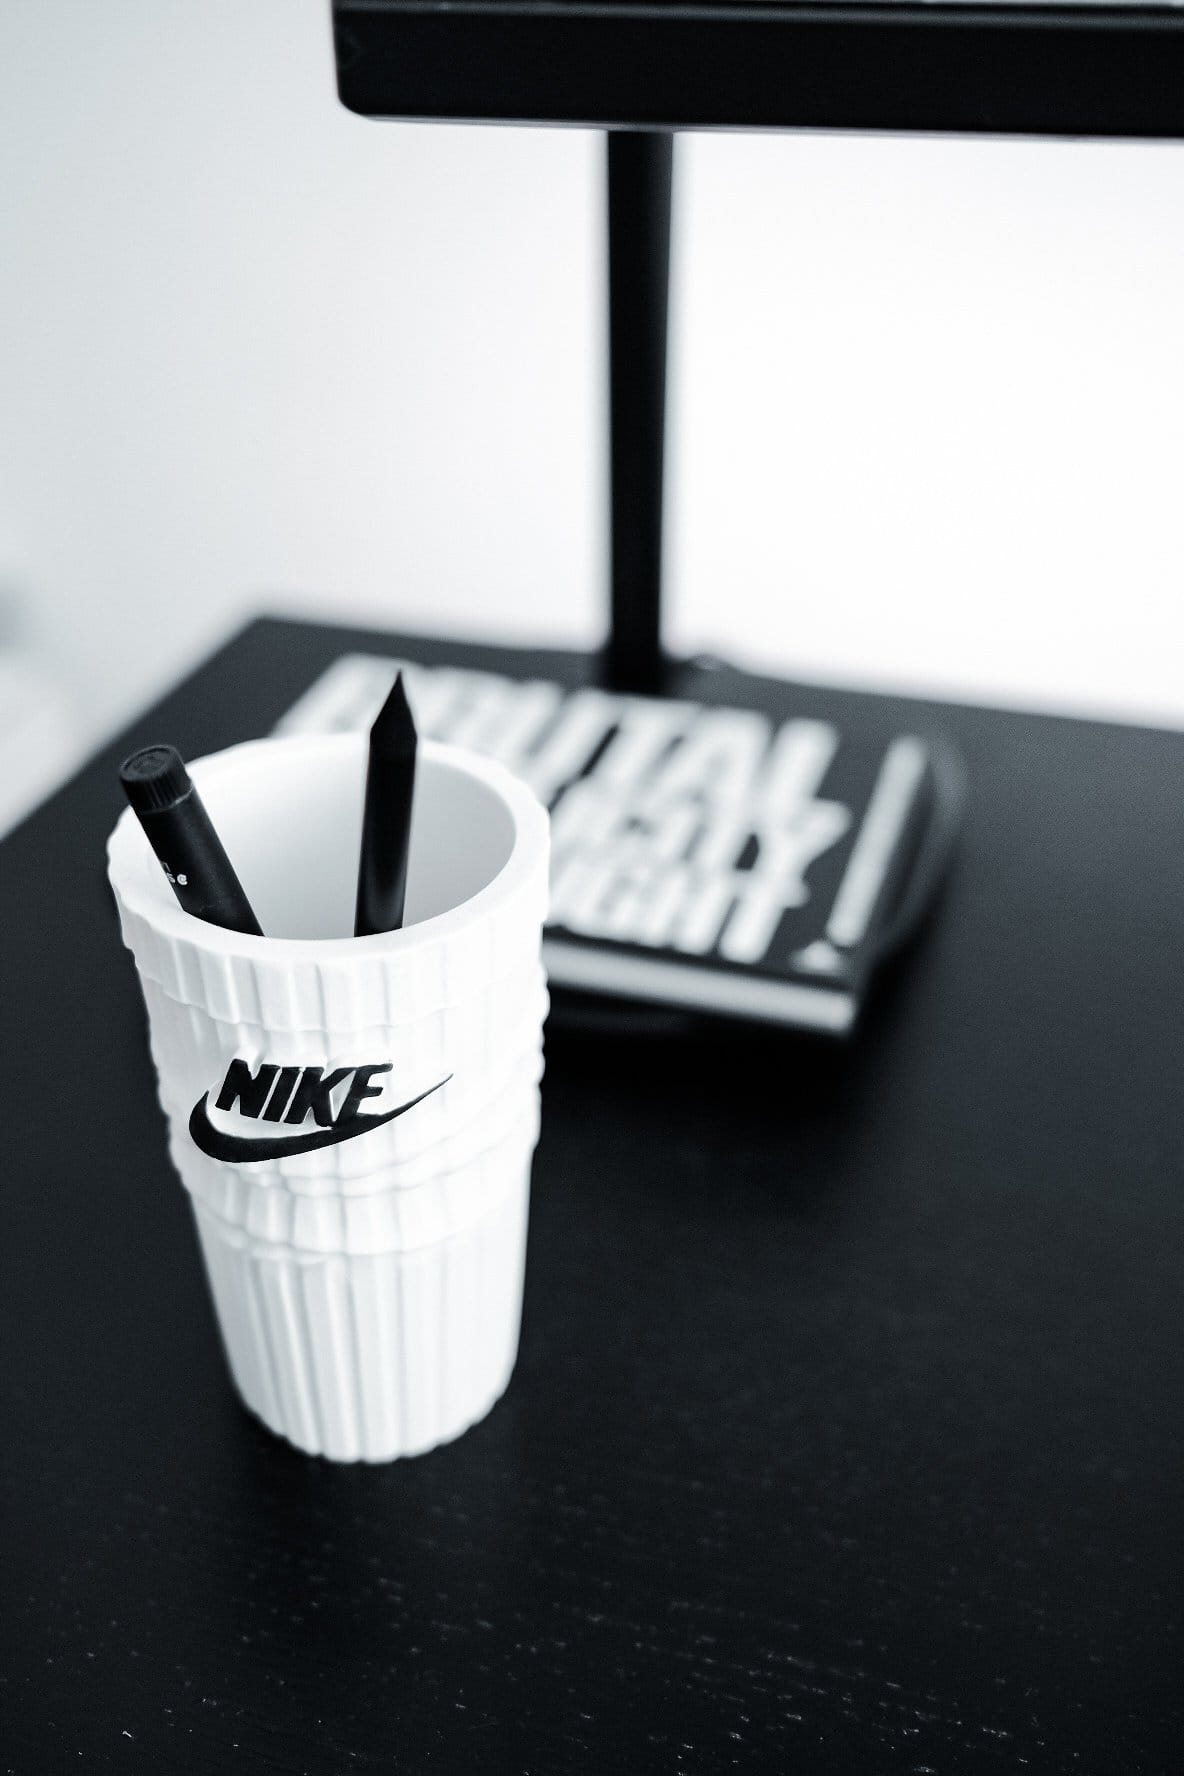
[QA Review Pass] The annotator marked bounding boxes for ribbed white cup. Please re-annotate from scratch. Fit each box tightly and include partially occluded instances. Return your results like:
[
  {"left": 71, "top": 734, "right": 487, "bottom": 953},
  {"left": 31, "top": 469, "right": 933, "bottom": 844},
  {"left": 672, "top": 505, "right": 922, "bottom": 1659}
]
[
  {"left": 108, "top": 734, "right": 549, "bottom": 1461},
  {"left": 192, "top": 1165, "right": 532, "bottom": 1463}
]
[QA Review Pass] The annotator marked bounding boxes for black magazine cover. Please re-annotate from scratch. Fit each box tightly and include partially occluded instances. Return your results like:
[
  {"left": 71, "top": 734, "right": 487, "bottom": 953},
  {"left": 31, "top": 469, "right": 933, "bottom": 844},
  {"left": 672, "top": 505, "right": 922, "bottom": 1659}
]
[{"left": 278, "top": 652, "right": 962, "bottom": 1033}]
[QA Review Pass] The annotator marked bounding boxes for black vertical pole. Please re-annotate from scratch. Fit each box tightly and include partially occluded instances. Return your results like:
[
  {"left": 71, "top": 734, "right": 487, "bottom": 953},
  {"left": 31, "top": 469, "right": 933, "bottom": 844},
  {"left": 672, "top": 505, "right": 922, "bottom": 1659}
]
[{"left": 605, "top": 129, "right": 674, "bottom": 696}]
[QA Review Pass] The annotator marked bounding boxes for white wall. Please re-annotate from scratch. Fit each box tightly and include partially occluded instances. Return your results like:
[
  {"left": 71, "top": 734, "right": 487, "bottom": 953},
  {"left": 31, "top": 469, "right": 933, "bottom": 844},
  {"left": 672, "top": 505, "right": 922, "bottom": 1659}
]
[
  {"left": 0, "top": 0, "right": 602, "bottom": 746},
  {"left": 3, "top": 0, "right": 1184, "bottom": 768},
  {"left": 671, "top": 131, "right": 1184, "bottom": 723}
]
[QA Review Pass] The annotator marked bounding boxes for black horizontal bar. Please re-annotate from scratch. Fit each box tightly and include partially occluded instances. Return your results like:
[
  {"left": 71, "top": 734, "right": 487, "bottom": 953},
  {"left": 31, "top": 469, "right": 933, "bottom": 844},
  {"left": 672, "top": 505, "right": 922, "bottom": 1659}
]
[{"left": 334, "top": 1, "right": 1184, "bottom": 137}]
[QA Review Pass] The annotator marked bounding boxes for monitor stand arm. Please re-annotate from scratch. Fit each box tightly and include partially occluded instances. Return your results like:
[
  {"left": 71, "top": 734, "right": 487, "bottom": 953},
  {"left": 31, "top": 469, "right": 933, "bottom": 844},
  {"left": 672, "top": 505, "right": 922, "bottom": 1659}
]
[{"left": 605, "top": 130, "right": 674, "bottom": 696}]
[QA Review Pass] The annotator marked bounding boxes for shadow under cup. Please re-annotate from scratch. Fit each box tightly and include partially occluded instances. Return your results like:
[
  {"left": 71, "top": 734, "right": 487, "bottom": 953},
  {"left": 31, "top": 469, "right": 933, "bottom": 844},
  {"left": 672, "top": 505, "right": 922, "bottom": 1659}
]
[{"left": 107, "top": 734, "right": 550, "bottom": 1462}]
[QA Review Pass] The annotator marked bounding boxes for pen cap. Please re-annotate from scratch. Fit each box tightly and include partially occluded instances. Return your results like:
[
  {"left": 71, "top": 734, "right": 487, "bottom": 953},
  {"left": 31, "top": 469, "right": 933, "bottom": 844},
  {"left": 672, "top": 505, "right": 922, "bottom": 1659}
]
[{"left": 119, "top": 744, "right": 191, "bottom": 814}]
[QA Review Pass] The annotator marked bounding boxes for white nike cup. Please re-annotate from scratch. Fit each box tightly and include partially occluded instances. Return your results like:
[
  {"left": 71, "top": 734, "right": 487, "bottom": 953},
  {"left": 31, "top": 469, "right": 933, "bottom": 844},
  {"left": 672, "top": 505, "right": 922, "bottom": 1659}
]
[{"left": 107, "top": 733, "right": 549, "bottom": 1461}]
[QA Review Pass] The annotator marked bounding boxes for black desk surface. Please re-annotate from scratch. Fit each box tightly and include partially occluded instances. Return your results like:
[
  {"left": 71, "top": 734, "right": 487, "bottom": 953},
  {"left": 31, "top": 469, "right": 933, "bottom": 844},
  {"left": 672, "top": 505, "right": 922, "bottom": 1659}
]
[{"left": 3, "top": 616, "right": 1181, "bottom": 1773}]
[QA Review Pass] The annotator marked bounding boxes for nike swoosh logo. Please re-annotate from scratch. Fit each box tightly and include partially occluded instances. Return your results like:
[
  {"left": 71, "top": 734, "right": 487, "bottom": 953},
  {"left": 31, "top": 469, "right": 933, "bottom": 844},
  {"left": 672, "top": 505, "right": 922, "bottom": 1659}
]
[{"left": 188, "top": 1076, "right": 450, "bottom": 1164}]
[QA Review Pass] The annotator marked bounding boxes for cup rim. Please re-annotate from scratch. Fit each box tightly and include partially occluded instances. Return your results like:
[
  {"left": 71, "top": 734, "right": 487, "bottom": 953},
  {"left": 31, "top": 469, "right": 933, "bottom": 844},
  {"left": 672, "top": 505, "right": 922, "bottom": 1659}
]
[{"left": 107, "top": 733, "right": 548, "bottom": 962}]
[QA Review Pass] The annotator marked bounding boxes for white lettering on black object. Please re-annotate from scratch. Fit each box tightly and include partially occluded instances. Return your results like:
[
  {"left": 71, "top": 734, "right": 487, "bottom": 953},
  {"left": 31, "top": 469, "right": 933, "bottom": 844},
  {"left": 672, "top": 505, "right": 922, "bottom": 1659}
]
[
  {"left": 826, "top": 737, "right": 928, "bottom": 949},
  {"left": 424, "top": 685, "right": 855, "bottom": 968},
  {"left": 646, "top": 707, "right": 772, "bottom": 805},
  {"left": 280, "top": 659, "right": 871, "bottom": 970},
  {"left": 537, "top": 705, "right": 854, "bottom": 965},
  {"left": 516, "top": 688, "right": 619, "bottom": 805}
]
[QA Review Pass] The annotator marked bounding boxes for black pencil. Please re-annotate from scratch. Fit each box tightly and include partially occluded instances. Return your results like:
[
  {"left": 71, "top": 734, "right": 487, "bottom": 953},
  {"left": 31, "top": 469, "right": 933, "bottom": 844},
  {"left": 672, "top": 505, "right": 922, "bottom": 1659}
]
[
  {"left": 354, "top": 672, "right": 418, "bottom": 937},
  {"left": 120, "top": 744, "right": 263, "bottom": 936}
]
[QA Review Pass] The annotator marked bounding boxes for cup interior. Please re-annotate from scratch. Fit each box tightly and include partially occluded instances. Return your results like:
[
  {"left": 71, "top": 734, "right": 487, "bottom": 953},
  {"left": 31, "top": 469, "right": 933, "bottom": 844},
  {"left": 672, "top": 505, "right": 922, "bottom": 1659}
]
[{"left": 172, "top": 740, "right": 517, "bottom": 941}]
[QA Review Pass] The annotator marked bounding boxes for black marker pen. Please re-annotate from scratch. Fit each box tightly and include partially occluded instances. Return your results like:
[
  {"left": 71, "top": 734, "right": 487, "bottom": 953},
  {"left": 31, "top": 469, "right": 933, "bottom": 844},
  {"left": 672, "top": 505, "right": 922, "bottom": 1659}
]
[
  {"left": 119, "top": 744, "right": 263, "bottom": 936},
  {"left": 354, "top": 672, "right": 417, "bottom": 937}
]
